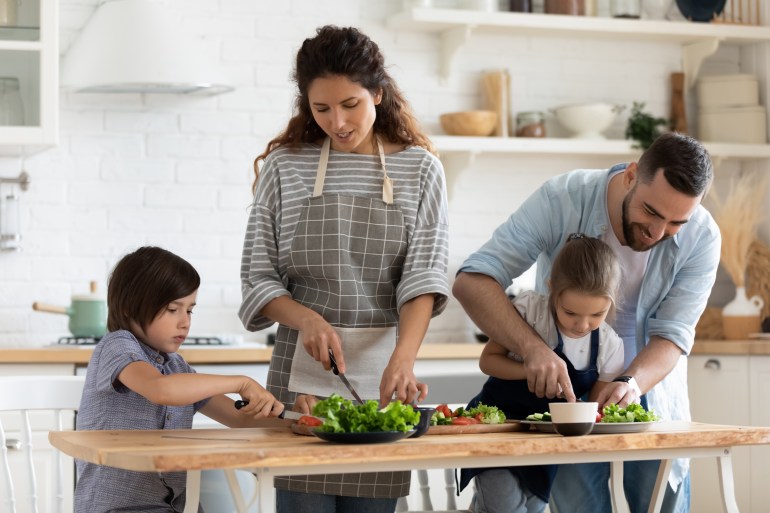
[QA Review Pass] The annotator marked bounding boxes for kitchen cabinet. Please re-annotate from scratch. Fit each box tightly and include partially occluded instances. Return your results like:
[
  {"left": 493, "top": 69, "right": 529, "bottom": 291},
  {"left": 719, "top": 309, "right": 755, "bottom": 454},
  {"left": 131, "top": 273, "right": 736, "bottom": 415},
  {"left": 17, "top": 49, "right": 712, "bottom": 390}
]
[
  {"left": 387, "top": 6, "right": 770, "bottom": 176},
  {"left": 0, "top": 0, "right": 58, "bottom": 155},
  {"left": 0, "top": 363, "right": 75, "bottom": 513},
  {"left": 688, "top": 354, "right": 770, "bottom": 513}
]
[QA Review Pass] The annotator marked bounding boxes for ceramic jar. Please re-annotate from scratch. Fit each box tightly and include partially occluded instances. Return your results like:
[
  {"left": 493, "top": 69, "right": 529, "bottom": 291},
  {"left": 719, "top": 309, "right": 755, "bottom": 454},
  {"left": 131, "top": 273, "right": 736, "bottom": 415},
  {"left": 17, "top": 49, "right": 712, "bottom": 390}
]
[{"left": 722, "top": 286, "right": 764, "bottom": 340}]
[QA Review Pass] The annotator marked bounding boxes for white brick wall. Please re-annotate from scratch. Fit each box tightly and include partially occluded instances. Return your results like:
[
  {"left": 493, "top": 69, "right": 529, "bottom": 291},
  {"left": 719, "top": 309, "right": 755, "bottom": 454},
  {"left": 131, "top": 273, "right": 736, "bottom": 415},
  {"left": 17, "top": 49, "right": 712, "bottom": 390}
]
[{"left": 0, "top": 0, "right": 765, "bottom": 346}]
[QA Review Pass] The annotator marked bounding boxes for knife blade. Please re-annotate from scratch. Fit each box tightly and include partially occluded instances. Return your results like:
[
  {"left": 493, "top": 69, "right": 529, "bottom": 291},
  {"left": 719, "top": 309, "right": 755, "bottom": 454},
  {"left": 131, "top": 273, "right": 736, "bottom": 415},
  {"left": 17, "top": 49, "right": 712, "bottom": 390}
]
[
  {"left": 328, "top": 349, "right": 365, "bottom": 405},
  {"left": 233, "top": 401, "right": 323, "bottom": 421}
]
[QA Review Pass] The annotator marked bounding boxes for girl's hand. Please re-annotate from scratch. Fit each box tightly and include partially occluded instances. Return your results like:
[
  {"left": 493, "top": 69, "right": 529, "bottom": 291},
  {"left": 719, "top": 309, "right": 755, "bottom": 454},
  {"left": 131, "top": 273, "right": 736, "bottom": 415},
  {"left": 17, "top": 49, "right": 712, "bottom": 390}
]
[
  {"left": 293, "top": 394, "right": 318, "bottom": 415},
  {"left": 379, "top": 354, "right": 427, "bottom": 407},
  {"left": 238, "top": 379, "right": 283, "bottom": 418},
  {"left": 298, "top": 315, "right": 345, "bottom": 373}
]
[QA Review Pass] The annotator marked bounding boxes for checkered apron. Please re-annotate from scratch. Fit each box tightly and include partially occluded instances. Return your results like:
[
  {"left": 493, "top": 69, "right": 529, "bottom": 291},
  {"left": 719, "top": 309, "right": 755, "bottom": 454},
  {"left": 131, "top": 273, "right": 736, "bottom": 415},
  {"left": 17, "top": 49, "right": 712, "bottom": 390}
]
[{"left": 269, "top": 137, "right": 411, "bottom": 498}]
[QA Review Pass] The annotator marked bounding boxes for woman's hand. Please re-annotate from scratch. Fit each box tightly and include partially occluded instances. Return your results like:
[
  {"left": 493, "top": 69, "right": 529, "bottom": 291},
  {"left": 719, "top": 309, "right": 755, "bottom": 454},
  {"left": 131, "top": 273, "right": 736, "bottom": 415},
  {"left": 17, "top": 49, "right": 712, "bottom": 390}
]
[
  {"left": 298, "top": 314, "right": 345, "bottom": 372},
  {"left": 293, "top": 394, "right": 319, "bottom": 415},
  {"left": 379, "top": 353, "right": 427, "bottom": 407}
]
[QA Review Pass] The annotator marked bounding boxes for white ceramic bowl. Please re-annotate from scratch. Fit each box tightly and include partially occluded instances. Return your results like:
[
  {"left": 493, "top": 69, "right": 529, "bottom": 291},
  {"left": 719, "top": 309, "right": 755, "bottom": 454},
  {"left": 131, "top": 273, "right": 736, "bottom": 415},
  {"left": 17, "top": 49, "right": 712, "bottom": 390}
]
[
  {"left": 549, "top": 401, "right": 598, "bottom": 436},
  {"left": 553, "top": 103, "right": 619, "bottom": 139}
]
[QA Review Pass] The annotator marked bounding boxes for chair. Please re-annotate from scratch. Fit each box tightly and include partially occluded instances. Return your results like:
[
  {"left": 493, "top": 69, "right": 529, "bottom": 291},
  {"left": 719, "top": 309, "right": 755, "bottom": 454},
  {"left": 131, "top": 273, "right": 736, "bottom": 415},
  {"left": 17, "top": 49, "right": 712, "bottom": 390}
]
[
  {"left": 396, "top": 469, "right": 471, "bottom": 512},
  {"left": 0, "top": 376, "right": 85, "bottom": 513}
]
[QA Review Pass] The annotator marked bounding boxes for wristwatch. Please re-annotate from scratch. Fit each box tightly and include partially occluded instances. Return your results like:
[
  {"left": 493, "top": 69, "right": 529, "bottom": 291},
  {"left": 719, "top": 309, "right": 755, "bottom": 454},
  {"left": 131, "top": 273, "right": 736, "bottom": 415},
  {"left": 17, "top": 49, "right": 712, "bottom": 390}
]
[{"left": 613, "top": 375, "right": 640, "bottom": 395}]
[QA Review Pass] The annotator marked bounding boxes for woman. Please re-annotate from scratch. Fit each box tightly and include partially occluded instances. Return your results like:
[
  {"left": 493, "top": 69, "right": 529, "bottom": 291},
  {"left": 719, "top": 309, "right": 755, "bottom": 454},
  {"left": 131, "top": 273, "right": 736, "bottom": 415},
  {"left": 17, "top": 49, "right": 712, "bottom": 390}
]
[{"left": 238, "top": 25, "right": 449, "bottom": 513}]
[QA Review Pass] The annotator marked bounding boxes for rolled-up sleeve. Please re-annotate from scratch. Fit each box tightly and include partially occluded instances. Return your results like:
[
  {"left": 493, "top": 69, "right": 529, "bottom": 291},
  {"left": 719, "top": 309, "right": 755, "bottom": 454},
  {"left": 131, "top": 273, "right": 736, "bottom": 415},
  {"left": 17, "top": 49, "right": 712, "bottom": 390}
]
[
  {"left": 645, "top": 211, "right": 721, "bottom": 355},
  {"left": 396, "top": 157, "right": 450, "bottom": 316},
  {"left": 239, "top": 159, "right": 291, "bottom": 332}
]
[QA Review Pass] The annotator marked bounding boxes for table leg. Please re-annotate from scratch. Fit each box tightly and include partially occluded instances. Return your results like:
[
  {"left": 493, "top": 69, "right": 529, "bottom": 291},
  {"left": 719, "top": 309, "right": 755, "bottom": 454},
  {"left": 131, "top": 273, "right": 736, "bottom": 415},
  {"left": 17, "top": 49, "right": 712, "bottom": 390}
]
[
  {"left": 646, "top": 459, "right": 672, "bottom": 513},
  {"left": 256, "top": 469, "right": 276, "bottom": 513},
  {"left": 716, "top": 450, "right": 739, "bottom": 513},
  {"left": 610, "top": 461, "right": 630, "bottom": 513},
  {"left": 183, "top": 470, "right": 201, "bottom": 513},
  {"left": 223, "top": 469, "right": 249, "bottom": 513}
]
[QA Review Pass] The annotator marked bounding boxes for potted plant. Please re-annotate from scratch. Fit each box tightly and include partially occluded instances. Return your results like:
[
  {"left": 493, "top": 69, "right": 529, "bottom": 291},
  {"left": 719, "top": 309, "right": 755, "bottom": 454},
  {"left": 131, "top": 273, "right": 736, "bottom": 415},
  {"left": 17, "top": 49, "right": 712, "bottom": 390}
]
[{"left": 625, "top": 101, "right": 669, "bottom": 150}]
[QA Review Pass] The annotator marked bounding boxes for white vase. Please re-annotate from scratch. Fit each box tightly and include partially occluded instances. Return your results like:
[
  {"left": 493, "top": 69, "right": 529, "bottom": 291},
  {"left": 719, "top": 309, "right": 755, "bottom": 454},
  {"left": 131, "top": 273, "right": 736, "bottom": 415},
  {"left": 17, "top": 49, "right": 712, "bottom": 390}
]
[
  {"left": 722, "top": 286, "right": 764, "bottom": 340},
  {"left": 642, "top": 0, "right": 673, "bottom": 19}
]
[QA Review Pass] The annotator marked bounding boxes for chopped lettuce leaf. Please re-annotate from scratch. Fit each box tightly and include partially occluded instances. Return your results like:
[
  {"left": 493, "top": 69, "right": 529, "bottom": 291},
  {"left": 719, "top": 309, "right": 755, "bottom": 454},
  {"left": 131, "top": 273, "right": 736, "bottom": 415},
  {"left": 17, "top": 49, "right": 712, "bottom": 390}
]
[{"left": 312, "top": 394, "right": 419, "bottom": 433}]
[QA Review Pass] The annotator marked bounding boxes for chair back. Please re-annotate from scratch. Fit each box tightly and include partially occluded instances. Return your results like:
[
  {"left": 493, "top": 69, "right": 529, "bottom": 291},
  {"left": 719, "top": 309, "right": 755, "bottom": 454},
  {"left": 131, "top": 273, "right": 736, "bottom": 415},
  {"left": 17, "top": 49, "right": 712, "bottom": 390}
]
[{"left": 0, "top": 376, "right": 85, "bottom": 513}]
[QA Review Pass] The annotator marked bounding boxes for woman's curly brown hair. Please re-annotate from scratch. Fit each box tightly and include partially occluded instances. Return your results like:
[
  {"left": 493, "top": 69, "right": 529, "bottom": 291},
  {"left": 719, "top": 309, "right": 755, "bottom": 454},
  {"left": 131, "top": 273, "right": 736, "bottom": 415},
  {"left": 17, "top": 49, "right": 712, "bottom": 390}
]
[{"left": 252, "top": 25, "right": 435, "bottom": 192}]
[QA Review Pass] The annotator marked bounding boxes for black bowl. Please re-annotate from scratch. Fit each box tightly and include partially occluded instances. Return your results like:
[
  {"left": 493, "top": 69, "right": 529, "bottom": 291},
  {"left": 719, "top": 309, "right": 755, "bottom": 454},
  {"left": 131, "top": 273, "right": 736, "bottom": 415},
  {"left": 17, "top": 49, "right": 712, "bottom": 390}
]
[
  {"left": 553, "top": 421, "right": 595, "bottom": 436},
  {"left": 410, "top": 407, "right": 436, "bottom": 438}
]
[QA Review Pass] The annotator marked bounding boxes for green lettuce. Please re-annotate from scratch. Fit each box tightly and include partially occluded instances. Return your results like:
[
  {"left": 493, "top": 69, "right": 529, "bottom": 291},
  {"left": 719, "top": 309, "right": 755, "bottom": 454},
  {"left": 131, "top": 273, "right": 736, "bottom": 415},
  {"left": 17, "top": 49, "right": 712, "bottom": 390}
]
[{"left": 312, "top": 394, "right": 419, "bottom": 433}]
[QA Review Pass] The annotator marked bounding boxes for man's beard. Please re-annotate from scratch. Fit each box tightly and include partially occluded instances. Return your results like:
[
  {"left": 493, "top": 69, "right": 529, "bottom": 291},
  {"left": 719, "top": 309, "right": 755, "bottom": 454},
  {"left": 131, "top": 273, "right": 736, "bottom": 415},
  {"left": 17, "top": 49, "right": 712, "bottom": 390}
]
[{"left": 621, "top": 192, "right": 670, "bottom": 252}]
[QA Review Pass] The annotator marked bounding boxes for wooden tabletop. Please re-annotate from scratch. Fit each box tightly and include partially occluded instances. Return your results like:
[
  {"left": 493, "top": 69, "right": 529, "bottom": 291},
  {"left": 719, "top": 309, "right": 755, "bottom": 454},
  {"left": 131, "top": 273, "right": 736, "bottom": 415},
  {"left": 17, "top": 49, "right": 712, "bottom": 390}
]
[{"left": 49, "top": 421, "right": 770, "bottom": 474}]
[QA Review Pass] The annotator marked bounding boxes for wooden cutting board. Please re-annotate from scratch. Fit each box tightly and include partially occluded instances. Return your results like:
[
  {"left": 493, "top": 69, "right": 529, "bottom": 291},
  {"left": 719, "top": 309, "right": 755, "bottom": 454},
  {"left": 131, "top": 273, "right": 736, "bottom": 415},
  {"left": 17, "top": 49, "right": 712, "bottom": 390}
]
[{"left": 291, "top": 419, "right": 524, "bottom": 437}]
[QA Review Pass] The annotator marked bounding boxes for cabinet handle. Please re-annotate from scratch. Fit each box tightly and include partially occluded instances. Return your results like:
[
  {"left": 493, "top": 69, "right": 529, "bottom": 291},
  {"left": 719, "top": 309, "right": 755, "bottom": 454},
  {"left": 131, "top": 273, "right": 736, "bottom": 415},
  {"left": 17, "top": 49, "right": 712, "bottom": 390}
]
[
  {"left": 4, "top": 438, "right": 21, "bottom": 450},
  {"left": 704, "top": 358, "right": 721, "bottom": 370}
]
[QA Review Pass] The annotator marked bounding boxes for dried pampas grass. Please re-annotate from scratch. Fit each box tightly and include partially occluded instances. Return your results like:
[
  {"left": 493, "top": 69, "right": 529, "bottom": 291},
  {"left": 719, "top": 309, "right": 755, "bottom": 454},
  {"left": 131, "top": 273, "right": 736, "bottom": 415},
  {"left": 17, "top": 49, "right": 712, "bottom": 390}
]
[
  {"left": 709, "top": 173, "right": 768, "bottom": 287},
  {"left": 747, "top": 239, "right": 770, "bottom": 320}
]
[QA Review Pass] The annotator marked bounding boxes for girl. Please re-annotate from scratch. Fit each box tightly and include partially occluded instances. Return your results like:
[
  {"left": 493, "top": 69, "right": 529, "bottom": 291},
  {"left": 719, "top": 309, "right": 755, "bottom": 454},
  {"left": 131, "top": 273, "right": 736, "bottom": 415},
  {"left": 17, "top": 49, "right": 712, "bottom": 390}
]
[
  {"left": 75, "top": 246, "right": 283, "bottom": 513},
  {"left": 238, "top": 25, "right": 449, "bottom": 513},
  {"left": 460, "top": 234, "right": 625, "bottom": 513}
]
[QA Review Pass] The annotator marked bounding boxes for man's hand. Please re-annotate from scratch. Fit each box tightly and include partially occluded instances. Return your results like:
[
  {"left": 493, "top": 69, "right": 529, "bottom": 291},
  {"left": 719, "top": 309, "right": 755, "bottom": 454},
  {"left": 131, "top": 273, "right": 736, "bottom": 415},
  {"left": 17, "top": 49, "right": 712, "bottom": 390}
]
[
  {"left": 595, "top": 380, "right": 641, "bottom": 409},
  {"left": 524, "top": 342, "right": 576, "bottom": 402}
]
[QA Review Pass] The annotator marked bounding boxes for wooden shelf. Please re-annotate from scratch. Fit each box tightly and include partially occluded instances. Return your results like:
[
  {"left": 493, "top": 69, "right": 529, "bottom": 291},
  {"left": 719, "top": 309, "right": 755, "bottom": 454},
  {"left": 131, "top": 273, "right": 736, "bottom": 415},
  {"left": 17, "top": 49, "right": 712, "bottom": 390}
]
[
  {"left": 432, "top": 135, "right": 770, "bottom": 159},
  {"left": 386, "top": 8, "right": 770, "bottom": 83},
  {"left": 431, "top": 135, "right": 770, "bottom": 197}
]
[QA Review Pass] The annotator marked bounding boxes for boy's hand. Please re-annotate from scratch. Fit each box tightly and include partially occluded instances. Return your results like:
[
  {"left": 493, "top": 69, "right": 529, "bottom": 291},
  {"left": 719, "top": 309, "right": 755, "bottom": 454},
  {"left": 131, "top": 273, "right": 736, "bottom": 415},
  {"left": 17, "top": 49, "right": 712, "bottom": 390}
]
[{"left": 238, "top": 379, "right": 283, "bottom": 418}]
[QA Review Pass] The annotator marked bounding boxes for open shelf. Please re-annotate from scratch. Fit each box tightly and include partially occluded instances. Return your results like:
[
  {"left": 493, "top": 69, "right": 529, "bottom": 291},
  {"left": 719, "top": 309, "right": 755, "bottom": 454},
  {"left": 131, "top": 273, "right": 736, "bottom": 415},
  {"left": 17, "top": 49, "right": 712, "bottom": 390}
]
[{"left": 386, "top": 8, "right": 770, "bottom": 83}]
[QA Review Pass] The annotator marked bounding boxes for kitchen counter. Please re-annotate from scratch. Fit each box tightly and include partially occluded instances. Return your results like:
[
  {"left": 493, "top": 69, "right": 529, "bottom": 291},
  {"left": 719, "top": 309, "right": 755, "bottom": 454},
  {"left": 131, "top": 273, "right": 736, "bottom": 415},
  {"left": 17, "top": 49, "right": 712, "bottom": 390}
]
[
  {"left": 1, "top": 339, "right": 768, "bottom": 365},
  {"left": 0, "top": 342, "right": 487, "bottom": 365}
]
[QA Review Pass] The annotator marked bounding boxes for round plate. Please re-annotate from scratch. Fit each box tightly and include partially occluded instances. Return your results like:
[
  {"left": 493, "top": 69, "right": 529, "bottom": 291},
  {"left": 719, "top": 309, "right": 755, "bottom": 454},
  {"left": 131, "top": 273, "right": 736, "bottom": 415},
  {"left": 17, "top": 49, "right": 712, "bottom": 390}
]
[
  {"left": 312, "top": 429, "right": 416, "bottom": 444},
  {"left": 520, "top": 420, "right": 656, "bottom": 434},
  {"left": 592, "top": 422, "right": 656, "bottom": 434},
  {"left": 675, "top": 0, "right": 726, "bottom": 22}
]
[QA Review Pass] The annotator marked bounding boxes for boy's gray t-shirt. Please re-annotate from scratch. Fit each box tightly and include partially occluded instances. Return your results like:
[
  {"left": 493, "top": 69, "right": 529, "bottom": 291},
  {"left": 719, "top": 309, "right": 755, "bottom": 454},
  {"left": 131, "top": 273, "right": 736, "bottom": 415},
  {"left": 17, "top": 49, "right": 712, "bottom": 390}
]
[{"left": 75, "top": 329, "right": 209, "bottom": 513}]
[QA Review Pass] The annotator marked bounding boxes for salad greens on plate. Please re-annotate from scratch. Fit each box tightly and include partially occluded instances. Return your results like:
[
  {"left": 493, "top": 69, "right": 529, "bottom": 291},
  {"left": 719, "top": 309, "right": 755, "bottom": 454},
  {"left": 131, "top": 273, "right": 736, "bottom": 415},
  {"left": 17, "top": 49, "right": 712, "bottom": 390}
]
[
  {"left": 525, "top": 403, "right": 658, "bottom": 423},
  {"left": 312, "top": 394, "right": 419, "bottom": 433},
  {"left": 431, "top": 403, "right": 506, "bottom": 425}
]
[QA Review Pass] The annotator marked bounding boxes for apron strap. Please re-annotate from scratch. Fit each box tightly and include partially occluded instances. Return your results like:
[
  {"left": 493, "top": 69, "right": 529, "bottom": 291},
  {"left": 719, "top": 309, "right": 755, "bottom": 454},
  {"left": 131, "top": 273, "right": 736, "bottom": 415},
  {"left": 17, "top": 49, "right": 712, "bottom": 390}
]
[
  {"left": 376, "top": 137, "right": 394, "bottom": 205},
  {"left": 313, "top": 136, "right": 394, "bottom": 204},
  {"left": 313, "top": 138, "right": 331, "bottom": 198}
]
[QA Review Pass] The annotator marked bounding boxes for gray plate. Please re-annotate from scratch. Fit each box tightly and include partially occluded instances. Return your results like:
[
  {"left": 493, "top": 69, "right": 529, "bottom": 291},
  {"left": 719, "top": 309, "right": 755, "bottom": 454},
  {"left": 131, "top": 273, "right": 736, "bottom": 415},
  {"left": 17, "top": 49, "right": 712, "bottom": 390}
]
[{"left": 520, "top": 420, "right": 656, "bottom": 434}]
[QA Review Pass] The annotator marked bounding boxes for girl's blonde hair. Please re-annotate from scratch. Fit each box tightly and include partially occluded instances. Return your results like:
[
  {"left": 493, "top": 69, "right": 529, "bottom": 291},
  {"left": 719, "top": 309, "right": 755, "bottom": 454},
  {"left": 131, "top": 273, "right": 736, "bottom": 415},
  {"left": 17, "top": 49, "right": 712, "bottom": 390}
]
[
  {"left": 252, "top": 25, "right": 435, "bottom": 193},
  {"left": 547, "top": 234, "right": 621, "bottom": 322}
]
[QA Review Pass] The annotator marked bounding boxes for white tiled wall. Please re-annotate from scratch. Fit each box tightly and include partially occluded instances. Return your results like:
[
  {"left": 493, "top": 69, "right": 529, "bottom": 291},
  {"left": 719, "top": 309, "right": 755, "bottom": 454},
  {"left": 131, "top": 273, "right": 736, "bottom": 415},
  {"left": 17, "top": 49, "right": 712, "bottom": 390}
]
[{"left": 0, "top": 0, "right": 766, "bottom": 346}]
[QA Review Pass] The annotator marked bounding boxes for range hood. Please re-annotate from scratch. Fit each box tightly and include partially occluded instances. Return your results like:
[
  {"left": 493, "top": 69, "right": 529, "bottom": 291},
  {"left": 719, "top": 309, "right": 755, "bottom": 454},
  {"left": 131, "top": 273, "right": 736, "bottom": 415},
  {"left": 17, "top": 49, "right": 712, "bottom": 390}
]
[{"left": 60, "top": 0, "right": 234, "bottom": 95}]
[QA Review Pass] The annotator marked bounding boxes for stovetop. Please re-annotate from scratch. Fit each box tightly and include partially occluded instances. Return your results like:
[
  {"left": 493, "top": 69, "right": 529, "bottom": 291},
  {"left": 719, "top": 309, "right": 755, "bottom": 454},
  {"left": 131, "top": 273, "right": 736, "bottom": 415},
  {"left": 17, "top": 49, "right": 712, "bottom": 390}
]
[{"left": 55, "top": 336, "right": 226, "bottom": 346}]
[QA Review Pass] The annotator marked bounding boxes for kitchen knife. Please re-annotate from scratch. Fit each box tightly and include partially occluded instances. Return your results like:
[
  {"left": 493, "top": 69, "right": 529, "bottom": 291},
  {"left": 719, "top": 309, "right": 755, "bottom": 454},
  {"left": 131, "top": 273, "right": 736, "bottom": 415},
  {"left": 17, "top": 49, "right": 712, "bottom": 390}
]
[
  {"left": 328, "top": 349, "right": 365, "bottom": 405},
  {"left": 233, "top": 401, "right": 321, "bottom": 421}
]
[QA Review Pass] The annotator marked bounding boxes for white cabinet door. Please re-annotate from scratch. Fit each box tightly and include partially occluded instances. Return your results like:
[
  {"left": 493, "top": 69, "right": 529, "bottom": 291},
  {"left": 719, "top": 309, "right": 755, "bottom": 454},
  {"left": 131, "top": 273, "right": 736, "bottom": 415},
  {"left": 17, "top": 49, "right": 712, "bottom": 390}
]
[
  {"left": 749, "top": 356, "right": 770, "bottom": 513},
  {"left": 687, "top": 355, "right": 751, "bottom": 513},
  {"left": 0, "top": 0, "right": 58, "bottom": 153}
]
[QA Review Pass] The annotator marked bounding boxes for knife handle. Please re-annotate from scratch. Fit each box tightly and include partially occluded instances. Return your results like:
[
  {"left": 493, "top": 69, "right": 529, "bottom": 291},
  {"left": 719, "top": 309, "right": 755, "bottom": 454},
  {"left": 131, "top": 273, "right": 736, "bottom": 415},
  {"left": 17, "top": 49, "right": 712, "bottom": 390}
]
[
  {"left": 328, "top": 349, "right": 340, "bottom": 375},
  {"left": 234, "top": 400, "right": 248, "bottom": 410}
]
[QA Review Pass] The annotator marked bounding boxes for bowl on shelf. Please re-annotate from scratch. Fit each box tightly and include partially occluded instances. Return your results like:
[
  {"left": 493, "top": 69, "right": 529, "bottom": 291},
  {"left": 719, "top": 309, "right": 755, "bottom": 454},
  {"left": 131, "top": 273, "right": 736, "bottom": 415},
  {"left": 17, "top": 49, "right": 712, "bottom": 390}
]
[
  {"left": 553, "top": 102, "right": 621, "bottom": 139},
  {"left": 439, "top": 110, "right": 498, "bottom": 136}
]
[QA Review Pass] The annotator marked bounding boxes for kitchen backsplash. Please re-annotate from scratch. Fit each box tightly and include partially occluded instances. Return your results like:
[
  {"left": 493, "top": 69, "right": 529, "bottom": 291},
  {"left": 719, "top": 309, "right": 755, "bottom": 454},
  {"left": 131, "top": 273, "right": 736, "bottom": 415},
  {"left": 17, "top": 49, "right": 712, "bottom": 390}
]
[{"left": 0, "top": 0, "right": 764, "bottom": 346}]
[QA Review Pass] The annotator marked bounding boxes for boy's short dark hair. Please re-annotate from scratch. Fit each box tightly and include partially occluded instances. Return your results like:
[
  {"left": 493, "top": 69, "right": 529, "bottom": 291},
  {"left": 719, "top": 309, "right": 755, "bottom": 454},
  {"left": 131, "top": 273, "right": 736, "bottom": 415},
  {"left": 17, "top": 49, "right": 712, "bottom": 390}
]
[{"left": 107, "top": 246, "right": 200, "bottom": 332}]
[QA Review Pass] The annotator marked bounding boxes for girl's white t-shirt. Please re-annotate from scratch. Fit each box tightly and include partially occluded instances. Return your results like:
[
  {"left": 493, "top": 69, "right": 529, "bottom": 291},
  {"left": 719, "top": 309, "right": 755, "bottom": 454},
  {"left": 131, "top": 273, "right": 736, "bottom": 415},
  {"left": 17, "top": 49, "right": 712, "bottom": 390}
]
[{"left": 511, "top": 290, "right": 625, "bottom": 381}]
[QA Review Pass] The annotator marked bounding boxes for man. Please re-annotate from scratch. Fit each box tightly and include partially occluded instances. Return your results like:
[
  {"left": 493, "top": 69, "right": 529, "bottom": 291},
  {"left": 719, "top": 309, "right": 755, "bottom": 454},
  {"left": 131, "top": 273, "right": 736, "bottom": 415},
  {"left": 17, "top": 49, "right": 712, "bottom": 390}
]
[{"left": 453, "top": 132, "right": 721, "bottom": 513}]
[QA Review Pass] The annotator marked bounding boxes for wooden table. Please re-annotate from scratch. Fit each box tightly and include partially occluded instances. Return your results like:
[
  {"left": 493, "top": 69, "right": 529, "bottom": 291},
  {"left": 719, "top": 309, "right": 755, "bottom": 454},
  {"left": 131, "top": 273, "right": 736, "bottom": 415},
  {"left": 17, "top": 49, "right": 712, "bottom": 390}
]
[{"left": 50, "top": 420, "right": 770, "bottom": 513}]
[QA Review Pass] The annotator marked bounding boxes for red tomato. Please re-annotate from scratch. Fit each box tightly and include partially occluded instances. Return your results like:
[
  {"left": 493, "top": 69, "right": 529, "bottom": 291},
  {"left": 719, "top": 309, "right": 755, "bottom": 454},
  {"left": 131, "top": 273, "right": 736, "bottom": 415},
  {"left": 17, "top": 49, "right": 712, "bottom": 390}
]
[
  {"left": 297, "top": 415, "right": 323, "bottom": 427},
  {"left": 595, "top": 412, "right": 603, "bottom": 423},
  {"left": 451, "top": 417, "right": 474, "bottom": 425},
  {"left": 474, "top": 412, "right": 484, "bottom": 421},
  {"left": 438, "top": 404, "right": 453, "bottom": 418}
]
